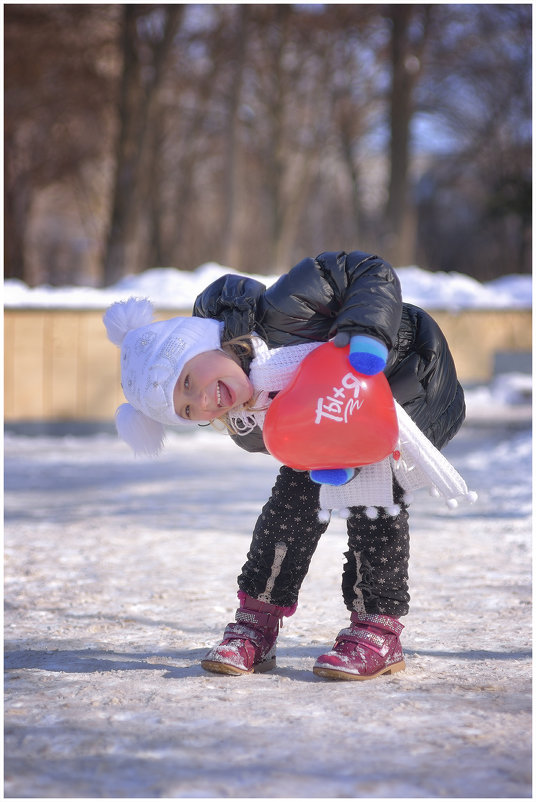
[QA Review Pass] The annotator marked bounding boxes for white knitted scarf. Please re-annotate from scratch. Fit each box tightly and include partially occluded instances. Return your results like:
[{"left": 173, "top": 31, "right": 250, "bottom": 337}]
[
  {"left": 227, "top": 336, "right": 321, "bottom": 434},
  {"left": 226, "top": 336, "right": 476, "bottom": 517}
]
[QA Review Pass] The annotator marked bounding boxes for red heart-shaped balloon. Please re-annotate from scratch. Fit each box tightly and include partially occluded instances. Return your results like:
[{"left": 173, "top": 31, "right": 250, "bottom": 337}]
[{"left": 263, "top": 342, "right": 399, "bottom": 471}]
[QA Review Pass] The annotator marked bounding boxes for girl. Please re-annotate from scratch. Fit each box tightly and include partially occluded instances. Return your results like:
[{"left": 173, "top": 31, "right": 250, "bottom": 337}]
[{"left": 103, "top": 249, "right": 466, "bottom": 681}]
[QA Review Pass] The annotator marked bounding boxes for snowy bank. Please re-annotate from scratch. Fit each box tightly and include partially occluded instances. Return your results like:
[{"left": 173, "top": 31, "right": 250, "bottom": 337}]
[{"left": 4, "top": 263, "right": 532, "bottom": 312}]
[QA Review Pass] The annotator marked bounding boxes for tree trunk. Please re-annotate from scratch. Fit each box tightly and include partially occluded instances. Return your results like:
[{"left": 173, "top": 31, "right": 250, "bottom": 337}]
[
  {"left": 103, "top": 7, "right": 145, "bottom": 285},
  {"left": 146, "top": 109, "right": 167, "bottom": 269},
  {"left": 385, "top": 5, "right": 430, "bottom": 265},
  {"left": 4, "top": 168, "right": 31, "bottom": 283},
  {"left": 221, "top": 6, "right": 249, "bottom": 267},
  {"left": 165, "top": 42, "right": 222, "bottom": 265},
  {"left": 102, "top": 5, "right": 182, "bottom": 285}
]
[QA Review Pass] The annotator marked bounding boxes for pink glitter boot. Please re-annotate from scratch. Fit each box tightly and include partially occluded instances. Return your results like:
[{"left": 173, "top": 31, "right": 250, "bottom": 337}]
[
  {"left": 313, "top": 612, "right": 405, "bottom": 681},
  {"left": 201, "top": 593, "right": 295, "bottom": 675}
]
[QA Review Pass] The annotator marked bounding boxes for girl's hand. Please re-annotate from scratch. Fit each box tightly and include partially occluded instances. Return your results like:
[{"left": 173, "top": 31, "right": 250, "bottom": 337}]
[
  {"left": 332, "top": 331, "right": 351, "bottom": 348},
  {"left": 333, "top": 333, "right": 387, "bottom": 376},
  {"left": 310, "top": 467, "right": 357, "bottom": 486}
]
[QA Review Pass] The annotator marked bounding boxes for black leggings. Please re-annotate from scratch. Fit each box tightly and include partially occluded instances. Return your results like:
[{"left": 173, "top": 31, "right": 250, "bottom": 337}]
[{"left": 238, "top": 466, "right": 410, "bottom": 617}]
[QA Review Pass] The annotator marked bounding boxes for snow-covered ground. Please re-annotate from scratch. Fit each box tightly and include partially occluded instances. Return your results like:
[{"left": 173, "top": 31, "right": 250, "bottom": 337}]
[
  {"left": 4, "top": 375, "right": 532, "bottom": 798},
  {"left": 3, "top": 262, "right": 532, "bottom": 310}
]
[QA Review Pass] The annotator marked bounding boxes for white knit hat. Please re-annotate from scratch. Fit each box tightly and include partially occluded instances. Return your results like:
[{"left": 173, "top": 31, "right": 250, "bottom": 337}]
[{"left": 103, "top": 297, "right": 223, "bottom": 455}]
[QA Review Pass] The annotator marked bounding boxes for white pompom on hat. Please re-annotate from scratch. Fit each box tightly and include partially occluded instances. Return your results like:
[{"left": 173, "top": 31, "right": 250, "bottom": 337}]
[{"left": 103, "top": 297, "right": 223, "bottom": 455}]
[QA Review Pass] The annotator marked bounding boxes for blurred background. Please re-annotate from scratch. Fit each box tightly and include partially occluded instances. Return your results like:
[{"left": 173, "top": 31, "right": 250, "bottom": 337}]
[{"left": 5, "top": 3, "right": 532, "bottom": 287}]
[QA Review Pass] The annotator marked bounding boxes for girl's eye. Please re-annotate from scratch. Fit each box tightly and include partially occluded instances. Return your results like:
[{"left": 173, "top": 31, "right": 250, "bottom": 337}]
[{"left": 182, "top": 375, "right": 191, "bottom": 418}]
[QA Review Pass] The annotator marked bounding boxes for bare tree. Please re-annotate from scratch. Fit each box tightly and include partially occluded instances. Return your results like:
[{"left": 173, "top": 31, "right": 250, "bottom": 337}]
[
  {"left": 140, "top": 5, "right": 230, "bottom": 270},
  {"left": 383, "top": 4, "right": 432, "bottom": 265},
  {"left": 244, "top": 5, "right": 342, "bottom": 271},
  {"left": 327, "top": 7, "right": 385, "bottom": 246},
  {"left": 103, "top": 4, "right": 183, "bottom": 285},
  {"left": 4, "top": 5, "right": 118, "bottom": 284},
  {"left": 220, "top": 5, "right": 250, "bottom": 267},
  {"left": 5, "top": 4, "right": 531, "bottom": 285},
  {"left": 414, "top": 3, "right": 532, "bottom": 278}
]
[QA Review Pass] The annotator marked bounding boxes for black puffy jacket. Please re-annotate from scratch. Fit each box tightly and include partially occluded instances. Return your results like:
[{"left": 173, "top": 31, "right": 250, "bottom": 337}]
[{"left": 193, "top": 250, "right": 465, "bottom": 454}]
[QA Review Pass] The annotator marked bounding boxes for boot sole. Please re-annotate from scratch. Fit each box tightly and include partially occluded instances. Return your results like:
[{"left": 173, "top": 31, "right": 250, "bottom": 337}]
[
  {"left": 313, "top": 660, "right": 406, "bottom": 681},
  {"left": 201, "top": 657, "right": 276, "bottom": 676}
]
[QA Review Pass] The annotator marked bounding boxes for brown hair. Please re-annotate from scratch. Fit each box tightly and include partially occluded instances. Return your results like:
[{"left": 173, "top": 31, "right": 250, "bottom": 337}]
[{"left": 221, "top": 333, "right": 255, "bottom": 363}]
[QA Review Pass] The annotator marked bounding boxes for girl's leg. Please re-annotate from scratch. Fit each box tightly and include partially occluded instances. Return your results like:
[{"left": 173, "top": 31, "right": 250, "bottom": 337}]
[
  {"left": 342, "top": 480, "right": 410, "bottom": 617},
  {"left": 238, "top": 466, "right": 330, "bottom": 607},
  {"left": 202, "top": 466, "right": 329, "bottom": 675},
  {"left": 313, "top": 480, "right": 409, "bottom": 680}
]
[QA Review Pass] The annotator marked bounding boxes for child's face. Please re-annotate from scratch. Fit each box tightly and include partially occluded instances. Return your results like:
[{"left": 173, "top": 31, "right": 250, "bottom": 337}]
[{"left": 173, "top": 349, "right": 254, "bottom": 421}]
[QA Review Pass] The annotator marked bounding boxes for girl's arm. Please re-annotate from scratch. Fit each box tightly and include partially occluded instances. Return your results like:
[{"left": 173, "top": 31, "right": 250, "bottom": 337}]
[
  {"left": 320, "top": 250, "right": 402, "bottom": 349},
  {"left": 259, "top": 250, "right": 402, "bottom": 350},
  {"left": 193, "top": 274, "right": 266, "bottom": 341}
]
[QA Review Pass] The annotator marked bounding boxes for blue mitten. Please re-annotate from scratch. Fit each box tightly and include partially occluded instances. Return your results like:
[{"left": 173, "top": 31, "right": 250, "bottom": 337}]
[
  {"left": 310, "top": 468, "right": 357, "bottom": 486},
  {"left": 348, "top": 335, "right": 387, "bottom": 375}
]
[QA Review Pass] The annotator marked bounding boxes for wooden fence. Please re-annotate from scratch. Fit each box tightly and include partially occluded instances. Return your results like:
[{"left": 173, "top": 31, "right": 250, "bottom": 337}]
[{"left": 4, "top": 308, "right": 531, "bottom": 421}]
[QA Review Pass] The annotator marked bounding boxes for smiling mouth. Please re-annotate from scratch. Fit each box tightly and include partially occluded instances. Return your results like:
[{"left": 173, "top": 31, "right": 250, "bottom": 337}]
[{"left": 217, "top": 380, "right": 233, "bottom": 409}]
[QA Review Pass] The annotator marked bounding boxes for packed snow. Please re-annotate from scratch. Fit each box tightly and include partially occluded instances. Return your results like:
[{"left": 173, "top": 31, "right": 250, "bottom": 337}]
[
  {"left": 4, "top": 373, "right": 532, "bottom": 798},
  {"left": 4, "top": 262, "right": 532, "bottom": 311}
]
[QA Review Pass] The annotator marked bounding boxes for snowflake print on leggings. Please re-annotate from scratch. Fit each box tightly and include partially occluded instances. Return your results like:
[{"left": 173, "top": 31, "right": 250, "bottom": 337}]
[{"left": 238, "top": 467, "right": 409, "bottom": 616}]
